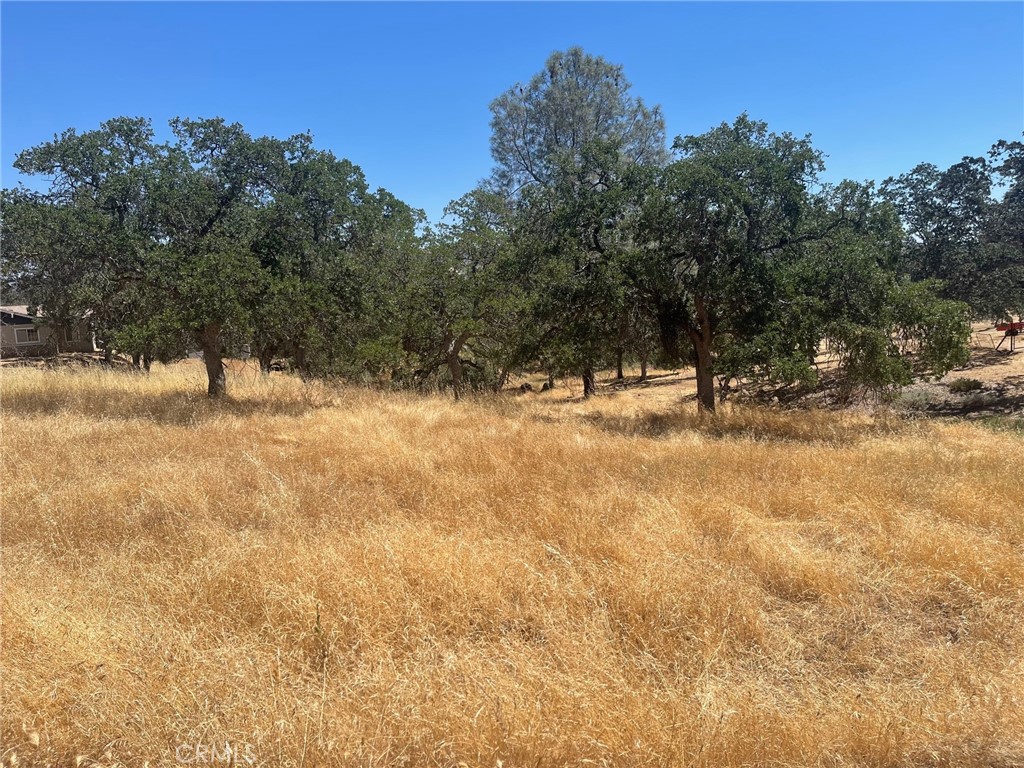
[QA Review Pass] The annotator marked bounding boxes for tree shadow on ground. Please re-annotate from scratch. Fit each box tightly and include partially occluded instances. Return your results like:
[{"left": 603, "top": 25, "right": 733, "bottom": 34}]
[
  {"left": 528, "top": 391, "right": 913, "bottom": 444},
  {"left": 598, "top": 371, "right": 694, "bottom": 389},
  {"left": 913, "top": 384, "right": 1024, "bottom": 419},
  {"left": 0, "top": 385, "right": 334, "bottom": 427},
  {"left": 956, "top": 348, "right": 1020, "bottom": 371},
  {"left": 529, "top": 372, "right": 693, "bottom": 403},
  {"left": 577, "top": 402, "right": 916, "bottom": 445}
]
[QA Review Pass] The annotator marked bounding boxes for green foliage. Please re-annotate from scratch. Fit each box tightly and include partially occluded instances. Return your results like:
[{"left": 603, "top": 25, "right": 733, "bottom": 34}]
[
  {"left": 489, "top": 47, "right": 667, "bottom": 194},
  {"left": 638, "top": 115, "right": 829, "bottom": 409},
  {"left": 635, "top": 117, "right": 972, "bottom": 409},
  {"left": 756, "top": 202, "right": 971, "bottom": 395},
  {"left": 1, "top": 49, "right": 991, "bottom": 406},
  {"left": 487, "top": 51, "right": 669, "bottom": 390},
  {"left": 889, "top": 279, "right": 972, "bottom": 377},
  {"left": 387, "top": 189, "right": 525, "bottom": 395},
  {"left": 509, "top": 147, "right": 638, "bottom": 377},
  {"left": 949, "top": 377, "right": 984, "bottom": 394},
  {"left": 2, "top": 116, "right": 420, "bottom": 394},
  {"left": 881, "top": 141, "right": 1024, "bottom": 322},
  {"left": 486, "top": 49, "right": 669, "bottom": 393}
]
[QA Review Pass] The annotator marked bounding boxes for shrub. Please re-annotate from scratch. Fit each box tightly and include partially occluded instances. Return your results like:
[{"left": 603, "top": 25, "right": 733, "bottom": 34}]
[{"left": 948, "top": 377, "right": 984, "bottom": 394}]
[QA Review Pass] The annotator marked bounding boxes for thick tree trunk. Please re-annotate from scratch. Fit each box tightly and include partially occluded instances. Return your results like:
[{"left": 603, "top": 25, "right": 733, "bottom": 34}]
[
  {"left": 259, "top": 350, "right": 273, "bottom": 375},
  {"left": 132, "top": 352, "right": 142, "bottom": 369},
  {"left": 447, "top": 353, "right": 464, "bottom": 400},
  {"left": 198, "top": 324, "right": 226, "bottom": 398},
  {"left": 691, "top": 296, "right": 717, "bottom": 414},
  {"left": 293, "top": 346, "right": 310, "bottom": 381},
  {"left": 615, "top": 349, "right": 624, "bottom": 381},
  {"left": 582, "top": 367, "right": 596, "bottom": 399},
  {"left": 446, "top": 332, "right": 471, "bottom": 401},
  {"left": 693, "top": 338, "right": 715, "bottom": 414}
]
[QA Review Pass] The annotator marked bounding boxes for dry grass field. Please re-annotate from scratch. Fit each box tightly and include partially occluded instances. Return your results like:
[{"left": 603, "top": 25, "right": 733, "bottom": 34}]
[{"left": 2, "top": 361, "right": 1023, "bottom": 767}]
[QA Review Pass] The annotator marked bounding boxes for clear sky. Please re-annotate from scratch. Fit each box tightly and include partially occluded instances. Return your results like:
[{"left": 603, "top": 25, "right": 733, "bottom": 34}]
[{"left": 2, "top": 2, "right": 1022, "bottom": 224}]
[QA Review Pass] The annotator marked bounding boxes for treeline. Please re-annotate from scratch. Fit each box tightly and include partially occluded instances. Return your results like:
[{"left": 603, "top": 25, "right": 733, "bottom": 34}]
[{"left": 2, "top": 48, "right": 1021, "bottom": 411}]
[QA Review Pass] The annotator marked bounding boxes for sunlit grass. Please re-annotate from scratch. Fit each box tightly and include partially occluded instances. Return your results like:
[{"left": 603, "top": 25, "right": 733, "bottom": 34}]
[{"left": 2, "top": 363, "right": 1022, "bottom": 767}]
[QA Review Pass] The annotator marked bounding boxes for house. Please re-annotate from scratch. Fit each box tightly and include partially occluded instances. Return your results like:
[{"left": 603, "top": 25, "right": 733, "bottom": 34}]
[{"left": 0, "top": 305, "right": 99, "bottom": 357}]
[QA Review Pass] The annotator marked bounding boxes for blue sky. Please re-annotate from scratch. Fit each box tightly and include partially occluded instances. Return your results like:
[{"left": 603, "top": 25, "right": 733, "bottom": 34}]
[{"left": 2, "top": 2, "right": 1022, "bottom": 223}]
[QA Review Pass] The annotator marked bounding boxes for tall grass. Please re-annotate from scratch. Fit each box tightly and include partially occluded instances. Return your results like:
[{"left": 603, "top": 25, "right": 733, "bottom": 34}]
[{"left": 2, "top": 364, "right": 1022, "bottom": 767}]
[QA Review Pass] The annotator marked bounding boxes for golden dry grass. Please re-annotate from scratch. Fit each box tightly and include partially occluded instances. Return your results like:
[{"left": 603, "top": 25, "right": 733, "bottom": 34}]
[{"left": 2, "top": 362, "right": 1023, "bottom": 767}]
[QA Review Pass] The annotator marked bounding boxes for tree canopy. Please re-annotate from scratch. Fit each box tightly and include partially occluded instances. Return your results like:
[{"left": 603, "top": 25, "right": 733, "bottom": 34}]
[
  {"left": 2, "top": 117, "right": 421, "bottom": 395},
  {"left": 881, "top": 143, "right": 1024, "bottom": 322},
  {"left": 3, "top": 48, "right": 1005, "bottom": 409},
  {"left": 489, "top": 47, "right": 667, "bottom": 194}
]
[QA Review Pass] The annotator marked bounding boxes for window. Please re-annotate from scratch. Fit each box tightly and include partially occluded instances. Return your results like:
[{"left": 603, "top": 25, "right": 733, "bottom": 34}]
[
  {"left": 15, "top": 328, "right": 40, "bottom": 345},
  {"left": 64, "top": 326, "right": 82, "bottom": 343}
]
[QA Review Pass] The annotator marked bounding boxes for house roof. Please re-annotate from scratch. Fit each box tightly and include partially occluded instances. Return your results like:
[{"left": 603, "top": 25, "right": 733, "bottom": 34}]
[
  {"left": 1, "top": 306, "right": 41, "bottom": 326},
  {"left": 1, "top": 306, "right": 93, "bottom": 325}
]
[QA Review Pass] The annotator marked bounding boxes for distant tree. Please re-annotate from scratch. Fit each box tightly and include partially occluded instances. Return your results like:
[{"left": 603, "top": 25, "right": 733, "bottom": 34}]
[
  {"left": 510, "top": 140, "right": 649, "bottom": 396},
  {"left": 395, "top": 189, "right": 518, "bottom": 398},
  {"left": 489, "top": 48, "right": 667, "bottom": 396},
  {"left": 881, "top": 140, "right": 1024, "bottom": 322},
  {"left": 246, "top": 141, "right": 418, "bottom": 378},
  {"left": 752, "top": 188, "right": 971, "bottom": 394},
  {"left": 637, "top": 116, "right": 831, "bottom": 411},
  {"left": 140, "top": 117, "right": 303, "bottom": 395},
  {"left": 344, "top": 188, "right": 427, "bottom": 382},
  {"left": 489, "top": 47, "right": 667, "bottom": 195},
  {"left": 2, "top": 117, "right": 162, "bottom": 358},
  {"left": 984, "top": 138, "right": 1024, "bottom": 321}
]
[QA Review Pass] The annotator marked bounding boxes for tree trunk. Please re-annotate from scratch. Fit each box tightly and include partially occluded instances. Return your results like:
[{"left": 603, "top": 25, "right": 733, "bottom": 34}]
[
  {"left": 693, "top": 338, "right": 715, "bottom": 414},
  {"left": 142, "top": 353, "right": 152, "bottom": 373},
  {"left": 494, "top": 368, "right": 509, "bottom": 393},
  {"left": 691, "top": 296, "right": 717, "bottom": 414},
  {"left": 293, "top": 346, "right": 310, "bottom": 381},
  {"left": 547, "top": 371, "right": 556, "bottom": 389},
  {"left": 132, "top": 352, "right": 142, "bottom": 369},
  {"left": 615, "top": 349, "right": 624, "bottom": 381},
  {"left": 640, "top": 354, "right": 648, "bottom": 382},
  {"left": 446, "top": 332, "right": 471, "bottom": 401},
  {"left": 198, "top": 324, "right": 226, "bottom": 398},
  {"left": 447, "top": 353, "right": 464, "bottom": 400},
  {"left": 582, "top": 367, "right": 596, "bottom": 399},
  {"left": 259, "top": 350, "right": 273, "bottom": 375}
]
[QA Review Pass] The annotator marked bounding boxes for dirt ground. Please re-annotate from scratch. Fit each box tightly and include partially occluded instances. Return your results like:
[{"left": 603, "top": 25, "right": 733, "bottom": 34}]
[
  {"left": 900, "top": 323, "right": 1024, "bottom": 418},
  {"left": 518, "top": 322, "right": 1024, "bottom": 419}
]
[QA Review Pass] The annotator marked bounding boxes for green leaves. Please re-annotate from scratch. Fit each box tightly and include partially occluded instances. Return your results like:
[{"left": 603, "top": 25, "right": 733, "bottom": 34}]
[
  {"left": 489, "top": 47, "right": 667, "bottom": 194},
  {"left": 881, "top": 141, "right": 1024, "bottom": 322},
  {"left": 3, "top": 69, "right": 997, "bottom": 404},
  {"left": 3, "top": 116, "right": 420, "bottom": 392},
  {"left": 635, "top": 116, "right": 975, "bottom": 407},
  {"left": 486, "top": 50, "right": 669, "bottom": 389}
]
